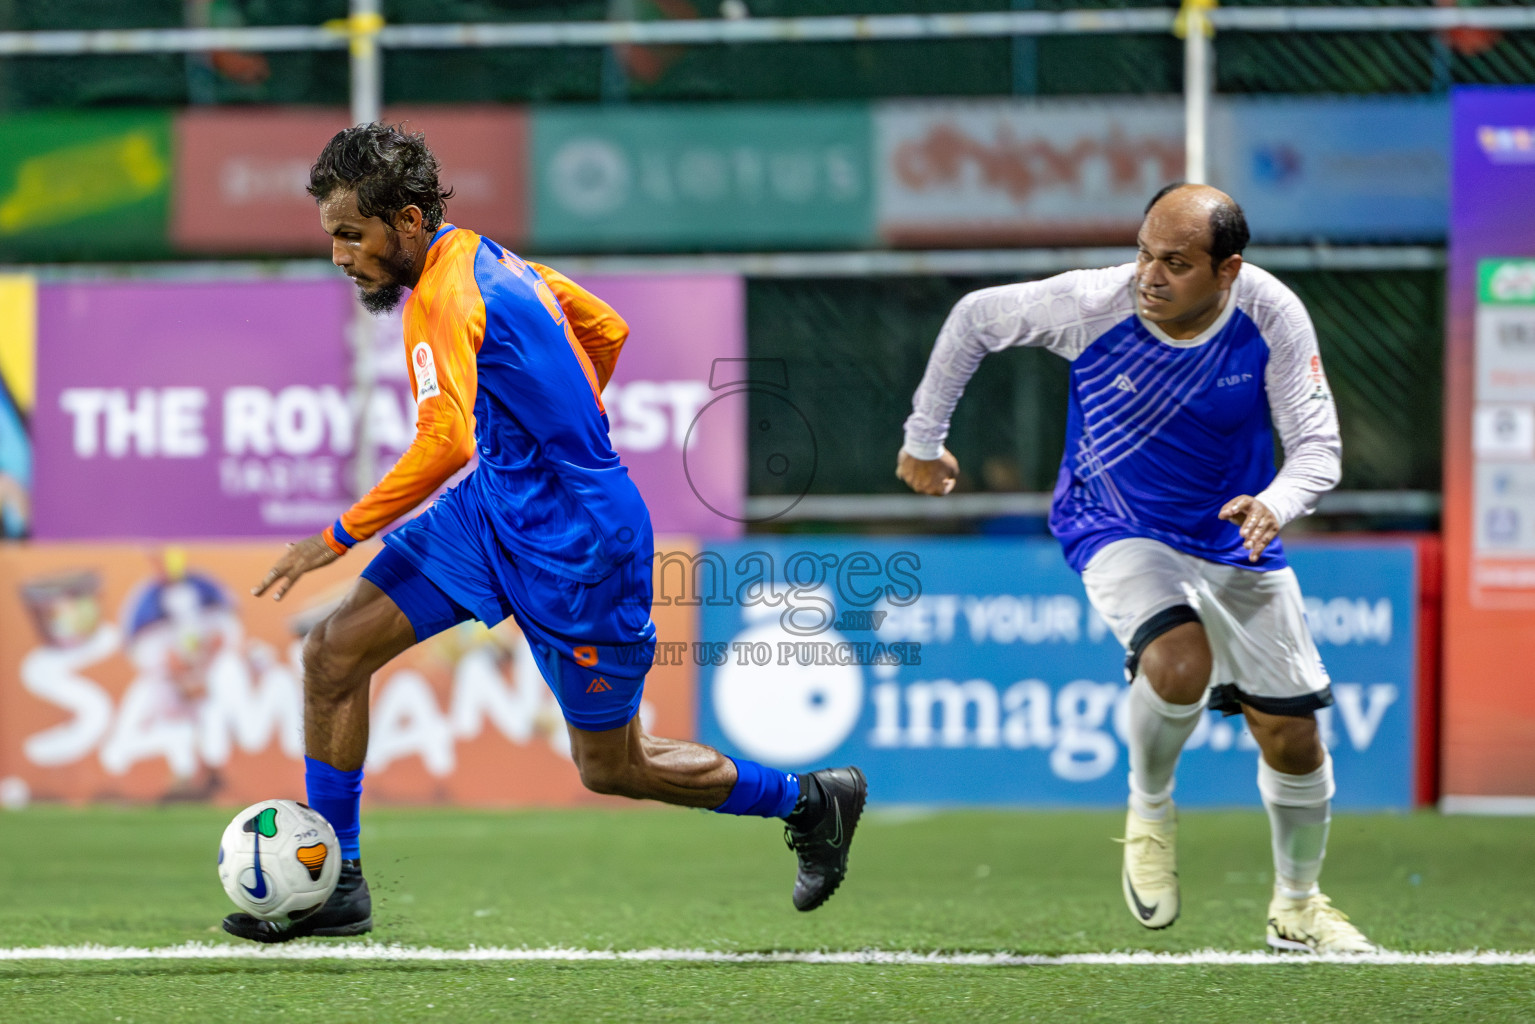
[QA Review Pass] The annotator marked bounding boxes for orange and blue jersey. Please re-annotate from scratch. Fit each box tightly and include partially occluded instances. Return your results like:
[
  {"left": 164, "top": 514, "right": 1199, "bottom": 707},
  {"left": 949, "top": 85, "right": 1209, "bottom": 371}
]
[
  {"left": 306, "top": 224, "right": 798, "bottom": 785},
  {"left": 321, "top": 224, "right": 650, "bottom": 586}
]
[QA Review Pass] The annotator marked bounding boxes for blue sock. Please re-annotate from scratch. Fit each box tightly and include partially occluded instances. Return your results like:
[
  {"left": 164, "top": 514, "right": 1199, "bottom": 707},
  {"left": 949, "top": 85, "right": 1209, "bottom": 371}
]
[
  {"left": 712, "top": 757, "right": 801, "bottom": 819},
  {"left": 305, "top": 756, "right": 364, "bottom": 861}
]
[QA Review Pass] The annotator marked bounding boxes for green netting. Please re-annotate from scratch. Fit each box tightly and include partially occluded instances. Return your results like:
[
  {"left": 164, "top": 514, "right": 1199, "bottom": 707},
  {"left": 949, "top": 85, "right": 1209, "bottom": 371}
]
[
  {"left": 0, "top": 0, "right": 351, "bottom": 109},
  {"left": 0, "top": 0, "right": 1529, "bottom": 107},
  {"left": 746, "top": 268, "right": 1444, "bottom": 501},
  {"left": 1217, "top": 0, "right": 1535, "bottom": 95},
  {"left": 1283, "top": 269, "right": 1444, "bottom": 491}
]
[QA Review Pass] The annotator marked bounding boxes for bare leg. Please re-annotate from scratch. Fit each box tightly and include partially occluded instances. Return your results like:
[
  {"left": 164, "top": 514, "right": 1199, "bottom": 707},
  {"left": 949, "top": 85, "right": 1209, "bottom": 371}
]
[
  {"left": 301, "top": 579, "right": 418, "bottom": 771},
  {"left": 1139, "top": 621, "right": 1213, "bottom": 705},
  {"left": 1244, "top": 705, "right": 1324, "bottom": 775},
  {"left": 565, "top": 716, "right": 739, "bottom": 808}
]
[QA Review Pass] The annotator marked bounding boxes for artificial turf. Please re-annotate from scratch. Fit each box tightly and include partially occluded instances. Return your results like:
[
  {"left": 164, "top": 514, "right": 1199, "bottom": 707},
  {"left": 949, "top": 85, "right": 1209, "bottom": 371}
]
[{"left": 2, "top": 805, "right": 1532, "bottom": 1022}]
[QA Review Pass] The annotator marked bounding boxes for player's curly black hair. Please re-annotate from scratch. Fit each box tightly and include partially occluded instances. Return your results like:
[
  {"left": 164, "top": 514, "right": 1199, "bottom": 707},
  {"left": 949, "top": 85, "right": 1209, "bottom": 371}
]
[
  {"left": 308, "top": 122, "right": 454, "bottom": 231},
  {"left": 1144, "top": 182, "right": 1250, "bottom": 270}
]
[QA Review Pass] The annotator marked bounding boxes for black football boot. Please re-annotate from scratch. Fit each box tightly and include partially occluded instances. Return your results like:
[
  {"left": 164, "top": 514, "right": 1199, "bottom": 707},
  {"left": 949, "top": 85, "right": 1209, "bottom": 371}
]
[
  {"left": 782, "top": 766, "right": 867, "bottom": 912},
  {"left": 222, "top": 859, "right": 373, "bottom": 943}
]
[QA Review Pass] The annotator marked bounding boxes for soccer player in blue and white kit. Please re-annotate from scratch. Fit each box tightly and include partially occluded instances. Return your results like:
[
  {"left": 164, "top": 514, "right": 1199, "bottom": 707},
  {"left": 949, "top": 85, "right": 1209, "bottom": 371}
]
[
  {"left": 897, "top": 184, "right": 1375, "bottom": 954},
  {"left": 222, "top": 124, "right": 866, "bottom": 942}
]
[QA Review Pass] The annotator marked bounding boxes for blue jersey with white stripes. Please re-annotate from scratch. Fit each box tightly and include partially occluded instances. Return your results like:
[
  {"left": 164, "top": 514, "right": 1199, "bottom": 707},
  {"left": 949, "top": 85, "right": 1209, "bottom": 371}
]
[
  {"left": 903, "top": 263, "right": 1344, "bottom": 575},
  {"left": 1052, "top": 308, "right": 1278, "bottom": 572}
]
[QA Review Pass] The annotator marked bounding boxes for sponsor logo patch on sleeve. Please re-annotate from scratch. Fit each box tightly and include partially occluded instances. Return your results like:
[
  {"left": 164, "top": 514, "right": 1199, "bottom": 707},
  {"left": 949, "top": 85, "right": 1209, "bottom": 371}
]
[
  {"left": 412, "top": 342, "right": 441, "bottom": 402},
  {"left": 1307, "top": 354, "right": 1332, "bottom": 401}
]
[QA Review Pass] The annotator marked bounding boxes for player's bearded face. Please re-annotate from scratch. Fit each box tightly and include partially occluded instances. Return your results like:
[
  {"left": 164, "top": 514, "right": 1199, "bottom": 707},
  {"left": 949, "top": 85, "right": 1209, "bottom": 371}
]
[
  {"left": 320, "top": 192, "right": 419, "bottom": 315},
  {"left": 355, "top": 227, "right": 416, "bottom": 314}
]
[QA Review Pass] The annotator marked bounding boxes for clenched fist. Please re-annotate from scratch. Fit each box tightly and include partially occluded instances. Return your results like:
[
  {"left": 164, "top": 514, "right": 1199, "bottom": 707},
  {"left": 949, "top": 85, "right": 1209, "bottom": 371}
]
[{"left": 897, "top": 447, "right": 960, "bottom": 496}]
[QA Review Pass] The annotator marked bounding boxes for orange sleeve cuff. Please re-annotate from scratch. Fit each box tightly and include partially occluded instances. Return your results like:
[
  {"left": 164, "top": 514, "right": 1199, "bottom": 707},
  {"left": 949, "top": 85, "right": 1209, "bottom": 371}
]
[{"left": 321, "top": 526, "right": 349, "bottom": 556}]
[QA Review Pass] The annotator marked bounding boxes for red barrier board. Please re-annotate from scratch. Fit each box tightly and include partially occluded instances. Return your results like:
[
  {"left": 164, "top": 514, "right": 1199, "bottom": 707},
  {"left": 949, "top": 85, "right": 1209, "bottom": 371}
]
[{"left": 171, "top": 106, "right": 528, "bottom": 254}]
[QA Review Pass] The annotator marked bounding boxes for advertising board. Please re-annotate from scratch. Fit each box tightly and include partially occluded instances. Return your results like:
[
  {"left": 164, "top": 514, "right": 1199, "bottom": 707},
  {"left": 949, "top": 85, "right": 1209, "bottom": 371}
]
[
  {"left": 694, "top": 538, "right": 1419, "bottom": 808},
  {"left": 1441, "top": 87, "right": 1535, "bottom": 802},
  {"left": 532, "top": 105, "right": 874, "bottom": 250},
  {"left": 0, "top": 110, "right": 174, "bottom": 261},
  {"left": 874, "top": 97, "right": 1447, "bottom": 246},
  {"left": 0, "top": 540, "right": 697, "bottom": 807},
  {"left": 172, "top": 106, "right": 529, "bottom": 254},
  {"left": 30, "top": 273, "right": 745, "bottom": 540}
]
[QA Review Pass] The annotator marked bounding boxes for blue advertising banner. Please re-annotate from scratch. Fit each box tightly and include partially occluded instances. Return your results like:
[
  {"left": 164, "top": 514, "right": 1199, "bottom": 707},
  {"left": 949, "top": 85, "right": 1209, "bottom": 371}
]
[
  {"left": 690, "top": 538, "right": 1417, "bottom": 809},
  {"left": 1214, "top": 96, "right": 1448, "bottom": 242}
]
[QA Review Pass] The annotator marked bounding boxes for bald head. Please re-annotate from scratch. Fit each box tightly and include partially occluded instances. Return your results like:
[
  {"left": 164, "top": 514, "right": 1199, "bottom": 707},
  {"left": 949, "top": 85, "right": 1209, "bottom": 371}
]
[
  {"left": 1143, "top": 183, "right": 1250, "bottom": 271},
  {"left": 1133, "top": 183, "right": 1248, "bottom": 339}
]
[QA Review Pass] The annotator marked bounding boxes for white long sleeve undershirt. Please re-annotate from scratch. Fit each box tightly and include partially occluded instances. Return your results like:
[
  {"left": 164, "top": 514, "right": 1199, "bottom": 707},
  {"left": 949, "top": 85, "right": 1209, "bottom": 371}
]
[{"left": 902, "top": 263, "right": 1342, "bottom": 529}]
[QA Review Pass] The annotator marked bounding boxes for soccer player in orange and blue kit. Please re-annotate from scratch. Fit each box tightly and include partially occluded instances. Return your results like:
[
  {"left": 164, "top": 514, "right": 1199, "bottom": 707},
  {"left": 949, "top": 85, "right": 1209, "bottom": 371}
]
[{"left": 221, "top": 124, "right": 867, "bottom": 942}]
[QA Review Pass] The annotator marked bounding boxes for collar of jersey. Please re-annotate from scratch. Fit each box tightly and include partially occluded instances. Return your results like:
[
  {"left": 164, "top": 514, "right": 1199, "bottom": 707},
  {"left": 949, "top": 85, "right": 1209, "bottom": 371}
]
[
  {"left": 416, "top": 223, "right": 459, "bottom": 282},
  {"left": 1136, "top": 284, "right": 1238, "bottom": 349}
]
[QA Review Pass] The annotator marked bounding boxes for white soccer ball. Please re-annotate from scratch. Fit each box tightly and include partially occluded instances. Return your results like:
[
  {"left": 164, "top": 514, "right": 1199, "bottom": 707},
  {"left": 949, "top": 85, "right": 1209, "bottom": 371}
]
[{"left": 217, "top": 799, "right": 342, "bottom": 924}]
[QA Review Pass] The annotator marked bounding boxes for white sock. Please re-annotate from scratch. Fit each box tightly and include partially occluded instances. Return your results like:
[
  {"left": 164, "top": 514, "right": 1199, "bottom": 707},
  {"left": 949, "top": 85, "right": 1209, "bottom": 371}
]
[
  {"left": 1126, "top": 676, "right": 1206, "bottom": 821},
  {"left": 1257, "top": 752, "right": 1336, "bottom": 900}
]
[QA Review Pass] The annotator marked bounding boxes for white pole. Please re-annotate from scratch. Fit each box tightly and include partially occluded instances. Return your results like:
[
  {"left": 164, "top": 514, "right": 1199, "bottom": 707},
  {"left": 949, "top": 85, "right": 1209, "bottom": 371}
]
[
  {"left": 1182, "top": 4, "right": 1211, "bottom": 185},
  {"left": 349, "top": 0, "right": 384, "bottom": 499},
  {"left": 349, "top": 0, "right": 382, "bottom": 126}
]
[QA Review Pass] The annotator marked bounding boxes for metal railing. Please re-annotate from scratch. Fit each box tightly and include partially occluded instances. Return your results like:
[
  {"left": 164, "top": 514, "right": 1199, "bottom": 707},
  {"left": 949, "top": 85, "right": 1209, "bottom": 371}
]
[
  {"left": 2, "top": 7, "right": 1531, "bottom": 55},
  {"left": 8, "top": 245, "right": 1446, "bottom": 283},
  {"left": 745, "top": 490, "right": 1443, "bottom": 523},
  {"left": 541, "top": 245, "right": 1446, "bottom": 279}
]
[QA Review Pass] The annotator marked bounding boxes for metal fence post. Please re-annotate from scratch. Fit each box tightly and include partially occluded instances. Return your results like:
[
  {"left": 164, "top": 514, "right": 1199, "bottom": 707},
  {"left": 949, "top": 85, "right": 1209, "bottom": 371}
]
[
  {"left": 348, "top": 0, "right": 383, "bottom": 127},
  {"left": 347, "top": 0, "right": 384, "bottom": 499},
  {"left": 1178, "top": 0, "right": 1215, "bottom": 185}
]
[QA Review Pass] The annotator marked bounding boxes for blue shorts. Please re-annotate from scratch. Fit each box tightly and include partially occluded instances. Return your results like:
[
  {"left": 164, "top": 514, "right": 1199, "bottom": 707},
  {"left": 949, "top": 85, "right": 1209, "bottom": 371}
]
[{"left": 361, "top": 508, "right": 656, "bottom": 734}]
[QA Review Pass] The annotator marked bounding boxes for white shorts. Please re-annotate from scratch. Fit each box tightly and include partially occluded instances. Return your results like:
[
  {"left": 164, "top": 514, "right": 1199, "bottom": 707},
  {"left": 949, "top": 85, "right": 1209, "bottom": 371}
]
[{"left": 1081, "top": 537, "right": 1332, "bottom": 717}]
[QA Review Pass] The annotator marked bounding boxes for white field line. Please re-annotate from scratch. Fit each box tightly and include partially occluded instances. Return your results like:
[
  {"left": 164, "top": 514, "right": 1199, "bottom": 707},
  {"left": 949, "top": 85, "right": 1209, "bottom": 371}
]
[{"left": 2, "top": 944, "right": 1534, "bottom": 967}]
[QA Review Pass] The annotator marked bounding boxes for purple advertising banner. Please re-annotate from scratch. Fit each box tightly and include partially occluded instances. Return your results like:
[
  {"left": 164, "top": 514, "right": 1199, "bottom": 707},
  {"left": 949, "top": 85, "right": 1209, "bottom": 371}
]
[
  {"left": 33, "top": 279, "right": 375, "bottom": 539},
  {"left": 579, "top": 273, "right": 745, "bottom": 537},
  {"left": 31, "top": 272, "right": 744, "bottom": 540},
  {"left": 1442, "top": 87, "right": 1535, "bottom": 800}
]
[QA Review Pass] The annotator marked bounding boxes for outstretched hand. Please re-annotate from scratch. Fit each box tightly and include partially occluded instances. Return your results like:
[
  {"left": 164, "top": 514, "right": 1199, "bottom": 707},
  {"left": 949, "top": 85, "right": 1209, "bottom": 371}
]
[
  {"left": 897, "top": 447, "right": 960, "bottom": 496},
  {"left": 253, "top": 532, "right": 341, "bottom": 601},
  {"left": 1219, "top": 495, "right": 1279, "bottom": 563}
]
